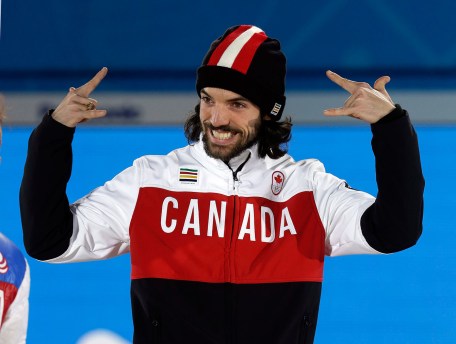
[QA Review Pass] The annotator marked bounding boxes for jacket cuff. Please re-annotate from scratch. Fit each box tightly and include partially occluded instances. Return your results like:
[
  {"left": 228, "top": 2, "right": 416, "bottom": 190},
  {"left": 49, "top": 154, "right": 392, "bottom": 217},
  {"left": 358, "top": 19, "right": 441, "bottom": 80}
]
[
  {"left": 374, "top": 104, "right": 405, "bottom": 125},
  {"left": 37, "top": 110, "right": 76, "bottom": 143}
]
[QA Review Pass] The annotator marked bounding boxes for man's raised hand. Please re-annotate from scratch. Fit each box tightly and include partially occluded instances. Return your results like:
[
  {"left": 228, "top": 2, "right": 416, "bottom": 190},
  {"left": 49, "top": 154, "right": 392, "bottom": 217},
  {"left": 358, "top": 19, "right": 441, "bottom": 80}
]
[
  {"left": 323, "top": 70, "right": 395, "bottom": 123},
  {"left": 52, "top": 67, "right": 108, "bottom": 127}
]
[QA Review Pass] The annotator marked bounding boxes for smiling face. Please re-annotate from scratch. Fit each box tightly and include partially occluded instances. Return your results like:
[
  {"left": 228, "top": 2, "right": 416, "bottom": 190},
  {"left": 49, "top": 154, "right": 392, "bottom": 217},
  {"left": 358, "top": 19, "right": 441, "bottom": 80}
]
[{"left": 199, "top": 87, "right": 262, "bottom": 163}]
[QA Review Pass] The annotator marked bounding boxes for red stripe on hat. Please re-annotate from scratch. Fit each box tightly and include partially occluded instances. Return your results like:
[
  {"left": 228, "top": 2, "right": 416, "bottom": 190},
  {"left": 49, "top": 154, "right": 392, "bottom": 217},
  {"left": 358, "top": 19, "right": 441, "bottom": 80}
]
[
  {"left": 207, "top": 25, "right": 252, "bottom": 66},
  {"left": 231, "top": 32, "right": 267, "bottom": 74}
]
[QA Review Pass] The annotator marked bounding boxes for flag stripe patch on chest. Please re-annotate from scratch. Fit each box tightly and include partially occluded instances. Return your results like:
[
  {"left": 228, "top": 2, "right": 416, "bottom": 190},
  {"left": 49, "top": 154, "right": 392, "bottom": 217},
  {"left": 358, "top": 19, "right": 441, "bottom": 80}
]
[{"left": 179, "top": 168, "right": 198, "bottom": 183}]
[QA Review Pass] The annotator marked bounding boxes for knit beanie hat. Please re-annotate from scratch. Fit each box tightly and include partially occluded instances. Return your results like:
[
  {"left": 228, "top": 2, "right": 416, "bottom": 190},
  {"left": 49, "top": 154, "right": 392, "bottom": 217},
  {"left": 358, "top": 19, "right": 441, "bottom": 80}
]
[{"left": 196, "top": 25, "right": 286, "bottom": 121}]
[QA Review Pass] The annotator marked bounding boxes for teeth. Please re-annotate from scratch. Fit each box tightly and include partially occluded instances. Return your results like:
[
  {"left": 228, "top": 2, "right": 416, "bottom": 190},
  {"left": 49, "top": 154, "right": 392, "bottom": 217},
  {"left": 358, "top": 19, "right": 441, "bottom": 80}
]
[{"left": 212, "top": 130, "right": 233, "bottom": 140}]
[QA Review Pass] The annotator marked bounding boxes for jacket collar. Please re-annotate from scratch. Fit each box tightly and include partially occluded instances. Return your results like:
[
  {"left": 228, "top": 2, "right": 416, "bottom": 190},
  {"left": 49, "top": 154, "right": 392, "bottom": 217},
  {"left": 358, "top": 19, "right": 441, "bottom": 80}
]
[{"left": 191, "top": 139, "right": 261, "bottom": 173}]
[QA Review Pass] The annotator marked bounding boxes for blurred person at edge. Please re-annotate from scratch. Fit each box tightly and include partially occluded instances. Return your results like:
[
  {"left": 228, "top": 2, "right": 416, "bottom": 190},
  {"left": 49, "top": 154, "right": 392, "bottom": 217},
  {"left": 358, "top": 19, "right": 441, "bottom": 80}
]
[
  {"left": 0, "top": 94, "right": 30, "bottom": 343},
  {"left": 20, "top": 25, "right": 424, "bottom": 343}
]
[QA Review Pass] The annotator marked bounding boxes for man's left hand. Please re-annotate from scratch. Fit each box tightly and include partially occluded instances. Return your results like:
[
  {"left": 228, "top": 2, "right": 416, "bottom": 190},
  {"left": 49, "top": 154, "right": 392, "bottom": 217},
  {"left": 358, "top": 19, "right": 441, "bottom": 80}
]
[{"left": 323, "top": 70, "right": 395, "bottom": 123}]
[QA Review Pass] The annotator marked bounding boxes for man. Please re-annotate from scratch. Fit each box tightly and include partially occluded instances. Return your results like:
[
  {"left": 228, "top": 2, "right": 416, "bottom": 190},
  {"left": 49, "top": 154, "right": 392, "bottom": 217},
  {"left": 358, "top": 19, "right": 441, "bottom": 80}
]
[
  {"left": 20, "top": 25, "right": 424, "bottom": 343},
  {"left": 0, "top": 95, "right": 30, "bottom": 343}
]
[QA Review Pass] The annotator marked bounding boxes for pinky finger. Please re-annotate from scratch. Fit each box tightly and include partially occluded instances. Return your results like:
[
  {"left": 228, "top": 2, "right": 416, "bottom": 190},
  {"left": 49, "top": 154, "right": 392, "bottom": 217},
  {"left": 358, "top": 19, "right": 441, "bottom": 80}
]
[
  {"left": 85, "top": 109, "right": 108, "bottom": 119},
  {"left": 323, "top": 107, "right": 353, "bottom": 117}
]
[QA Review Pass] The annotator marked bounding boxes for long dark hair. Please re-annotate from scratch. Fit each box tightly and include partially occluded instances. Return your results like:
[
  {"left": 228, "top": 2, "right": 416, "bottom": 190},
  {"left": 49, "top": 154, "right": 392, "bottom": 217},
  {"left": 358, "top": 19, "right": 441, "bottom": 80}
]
[{"left": 184, "top": 104, "right": 293, "bottom": 159}]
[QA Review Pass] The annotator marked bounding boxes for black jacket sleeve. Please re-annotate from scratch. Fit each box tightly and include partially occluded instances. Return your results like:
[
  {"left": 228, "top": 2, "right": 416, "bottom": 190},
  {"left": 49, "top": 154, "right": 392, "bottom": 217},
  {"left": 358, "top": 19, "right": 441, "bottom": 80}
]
[
  {"left": 361, "top": 105, "right": 425, "bottom": 253},
  {"left": 20, "top": 112, "right": 76, "bottom": 260}
]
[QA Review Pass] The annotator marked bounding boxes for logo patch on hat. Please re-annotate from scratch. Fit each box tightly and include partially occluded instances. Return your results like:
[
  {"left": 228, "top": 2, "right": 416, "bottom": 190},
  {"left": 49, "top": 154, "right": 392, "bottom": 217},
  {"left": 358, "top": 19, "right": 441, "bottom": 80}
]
[
  {"left": 271, "top": 171, "right": 285, "bottom": 195},
  {"left": 270, "top": 103, "right": 282, "bottom": 117},
  {"left": 179, "top": 168, "right": 198, "bottom": 184}
]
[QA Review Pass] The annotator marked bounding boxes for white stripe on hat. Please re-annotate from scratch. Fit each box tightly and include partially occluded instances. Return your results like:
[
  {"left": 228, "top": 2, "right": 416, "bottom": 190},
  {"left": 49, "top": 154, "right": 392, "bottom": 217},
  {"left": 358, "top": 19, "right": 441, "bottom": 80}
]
[{"left": 217, "top": 26, "right": 264, "bottom": 68}]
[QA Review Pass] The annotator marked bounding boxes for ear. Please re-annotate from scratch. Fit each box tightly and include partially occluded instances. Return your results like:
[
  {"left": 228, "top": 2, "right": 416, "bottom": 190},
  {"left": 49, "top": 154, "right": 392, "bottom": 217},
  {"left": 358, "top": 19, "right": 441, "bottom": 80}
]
[{"left": 263, "top": 114, "right": 272, "bottom": 121}]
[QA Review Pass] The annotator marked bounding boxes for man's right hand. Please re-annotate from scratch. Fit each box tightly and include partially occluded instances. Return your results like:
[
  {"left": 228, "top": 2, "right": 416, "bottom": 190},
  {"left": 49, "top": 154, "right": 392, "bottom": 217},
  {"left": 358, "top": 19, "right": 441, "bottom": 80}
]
[{"left": 52, "top": 67, "right": 108, "bottom": 127}]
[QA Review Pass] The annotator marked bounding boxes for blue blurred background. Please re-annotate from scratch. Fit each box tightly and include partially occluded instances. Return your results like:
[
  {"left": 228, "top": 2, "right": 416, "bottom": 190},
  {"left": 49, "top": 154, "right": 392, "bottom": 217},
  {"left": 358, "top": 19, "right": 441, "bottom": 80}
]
[
  {"left": 1, "top": 1, "right": 455, "bottom": 343},
  {"left": 2, "top": 0, "right": 456, "bottom": 92}
]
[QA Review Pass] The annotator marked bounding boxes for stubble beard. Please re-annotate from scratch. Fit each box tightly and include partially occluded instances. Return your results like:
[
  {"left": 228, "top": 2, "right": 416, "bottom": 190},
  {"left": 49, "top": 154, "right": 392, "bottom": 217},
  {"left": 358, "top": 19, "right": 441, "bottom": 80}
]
[{"left": 201, "top": 123, "right": 259, "bottom": 163}]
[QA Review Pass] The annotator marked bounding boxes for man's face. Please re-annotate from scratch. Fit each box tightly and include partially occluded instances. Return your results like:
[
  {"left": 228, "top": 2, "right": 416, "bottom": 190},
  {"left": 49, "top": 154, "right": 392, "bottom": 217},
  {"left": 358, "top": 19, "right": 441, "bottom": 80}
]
[{"left": 199, "top": 87, "right": 261, "bottom": 162}]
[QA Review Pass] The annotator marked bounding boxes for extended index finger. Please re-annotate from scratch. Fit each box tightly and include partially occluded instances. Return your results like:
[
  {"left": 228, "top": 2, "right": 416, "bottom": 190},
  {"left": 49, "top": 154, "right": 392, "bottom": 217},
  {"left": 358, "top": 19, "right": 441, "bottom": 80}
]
[
  {"left": 326, "top": 70, "right": 358, "bottom": 94},
  {"left": 75, "top": 67, "right": 108, "bottom": 97}
]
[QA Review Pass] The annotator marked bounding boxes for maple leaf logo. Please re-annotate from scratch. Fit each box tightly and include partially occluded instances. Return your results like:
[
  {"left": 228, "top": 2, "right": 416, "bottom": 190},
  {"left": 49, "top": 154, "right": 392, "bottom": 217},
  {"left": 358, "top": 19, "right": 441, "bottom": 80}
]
[{"left": 271, "top": 171, "right": 285, "bottom": 195}]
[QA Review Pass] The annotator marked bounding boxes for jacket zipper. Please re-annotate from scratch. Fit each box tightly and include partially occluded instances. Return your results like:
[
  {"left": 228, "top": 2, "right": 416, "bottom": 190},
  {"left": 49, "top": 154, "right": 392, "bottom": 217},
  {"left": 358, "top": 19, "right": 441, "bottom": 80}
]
[
  {"left": 227, "top": 153, "right": 251, "bottom": 191},
  {"left": 226, "top": 153, "right": 251, "bottom": 276},
  {"left": 225, "top": 156, "right": 249, "bottom": 281},
  {"left": 225, "top": 154, "right": 251, "bottom": 343}
]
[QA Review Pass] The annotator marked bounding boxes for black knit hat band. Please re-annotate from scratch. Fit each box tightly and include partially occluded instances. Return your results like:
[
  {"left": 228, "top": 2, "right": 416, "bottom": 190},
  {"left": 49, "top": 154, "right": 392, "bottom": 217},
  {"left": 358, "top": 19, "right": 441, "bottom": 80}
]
[{"left": 196, "top": 25, "right": 286, "bottom": 121}]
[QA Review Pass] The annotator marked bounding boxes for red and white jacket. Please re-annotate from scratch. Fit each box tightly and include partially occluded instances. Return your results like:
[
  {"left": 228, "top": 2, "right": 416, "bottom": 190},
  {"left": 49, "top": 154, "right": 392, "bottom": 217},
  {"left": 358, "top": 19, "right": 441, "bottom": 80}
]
[
  {"left": 20, "top": 108, "right": 424, "bottom": 343},
  {"left": 48, "top": 139, "right": 378, "bottom": 268}
]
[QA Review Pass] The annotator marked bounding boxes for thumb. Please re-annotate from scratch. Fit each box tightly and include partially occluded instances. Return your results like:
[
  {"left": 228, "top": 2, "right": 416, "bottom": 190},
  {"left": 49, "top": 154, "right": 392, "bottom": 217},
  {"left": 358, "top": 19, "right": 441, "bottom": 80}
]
[
  {"left": 373, "top": 76, "right": 391, "bottom": 93},
  {"left": 374, "top": 76, "right": 393, "bottom": 103}
]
